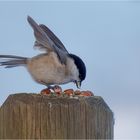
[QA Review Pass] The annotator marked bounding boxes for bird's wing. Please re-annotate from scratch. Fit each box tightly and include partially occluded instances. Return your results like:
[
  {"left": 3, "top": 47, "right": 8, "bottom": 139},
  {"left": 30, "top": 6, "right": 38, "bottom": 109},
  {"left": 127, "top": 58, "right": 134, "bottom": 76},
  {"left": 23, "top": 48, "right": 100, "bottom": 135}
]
[
  {"left": 27, "top": 16, "right": 68, "bottom": 64},
  {"left": 39, "top": 24, "right": 69, "bottom": 53}
]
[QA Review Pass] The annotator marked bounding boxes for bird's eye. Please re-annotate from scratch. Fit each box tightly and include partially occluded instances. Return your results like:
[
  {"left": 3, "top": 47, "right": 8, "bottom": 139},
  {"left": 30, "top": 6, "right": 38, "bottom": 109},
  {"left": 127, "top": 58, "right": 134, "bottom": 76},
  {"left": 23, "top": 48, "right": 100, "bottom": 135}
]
[{"left": 79, "top": 74, "right": 82, "bottom": 79}]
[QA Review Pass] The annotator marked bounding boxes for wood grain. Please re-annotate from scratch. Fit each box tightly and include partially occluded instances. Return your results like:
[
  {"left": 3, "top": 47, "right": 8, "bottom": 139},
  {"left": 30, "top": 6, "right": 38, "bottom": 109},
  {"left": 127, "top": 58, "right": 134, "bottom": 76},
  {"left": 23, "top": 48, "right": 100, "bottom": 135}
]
[{"left": 0, "top": 93, "right": 114, "bottom": 139}]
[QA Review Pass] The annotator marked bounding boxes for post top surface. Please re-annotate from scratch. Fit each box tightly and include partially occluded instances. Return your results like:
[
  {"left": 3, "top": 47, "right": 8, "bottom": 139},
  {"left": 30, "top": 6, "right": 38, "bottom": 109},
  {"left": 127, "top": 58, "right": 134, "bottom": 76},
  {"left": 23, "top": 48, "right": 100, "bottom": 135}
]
[{"left": 0, "top": 93, "right": 112, "bottom": 114}]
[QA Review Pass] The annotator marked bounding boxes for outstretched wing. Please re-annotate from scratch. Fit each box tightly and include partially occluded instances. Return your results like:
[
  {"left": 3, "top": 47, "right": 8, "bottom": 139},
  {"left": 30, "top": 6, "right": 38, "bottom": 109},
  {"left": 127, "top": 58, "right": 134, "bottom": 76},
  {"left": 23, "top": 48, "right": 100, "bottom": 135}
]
[
  {"left": 27, "top": 16, "right": 68, "bottom": 64},
  {"left": 39, "top": 24, "right": 69, "bottom": 53}
]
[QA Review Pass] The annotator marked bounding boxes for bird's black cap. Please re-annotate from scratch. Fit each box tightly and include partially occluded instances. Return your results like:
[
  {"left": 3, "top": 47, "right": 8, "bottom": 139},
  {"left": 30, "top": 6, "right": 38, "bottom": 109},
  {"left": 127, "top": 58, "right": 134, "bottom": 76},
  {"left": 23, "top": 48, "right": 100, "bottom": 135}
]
[{"left": 69, "top": 54, "right": 86, "bottom": 82}]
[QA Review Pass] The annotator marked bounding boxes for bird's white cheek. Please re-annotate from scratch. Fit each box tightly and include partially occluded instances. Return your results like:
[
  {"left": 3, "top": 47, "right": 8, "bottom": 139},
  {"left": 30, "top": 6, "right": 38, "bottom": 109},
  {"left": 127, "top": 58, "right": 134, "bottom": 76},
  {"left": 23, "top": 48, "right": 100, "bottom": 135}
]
[{"left": 67, "top": 60, "right": 79, "bottom": 81}]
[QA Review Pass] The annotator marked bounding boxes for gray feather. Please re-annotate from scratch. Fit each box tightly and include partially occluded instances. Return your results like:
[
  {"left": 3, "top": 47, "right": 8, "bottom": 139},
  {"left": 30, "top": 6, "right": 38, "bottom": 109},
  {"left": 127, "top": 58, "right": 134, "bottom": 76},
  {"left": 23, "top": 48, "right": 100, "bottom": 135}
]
[
  {"left": 27, "top": 16, "right": 54, "bottom": 52},
  {"left": 0, "top": 55, "right": 27, "bottom": 68},
  {"left": 0, "top": 55, "right": 27, "bottom": 59},
  {"left": 39, "top": 24, "right": 68, "bottom": 53},
  {"left": 27, "top": 16, "right": 68, "bottom": 64}
]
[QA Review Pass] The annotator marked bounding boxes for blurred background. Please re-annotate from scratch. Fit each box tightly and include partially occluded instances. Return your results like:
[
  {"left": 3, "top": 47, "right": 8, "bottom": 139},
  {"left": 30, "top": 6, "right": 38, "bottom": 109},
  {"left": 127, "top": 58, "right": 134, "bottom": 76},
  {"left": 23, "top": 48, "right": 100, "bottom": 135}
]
[{"left": 0, "top": 1, "right": 140, "bottom": 139}]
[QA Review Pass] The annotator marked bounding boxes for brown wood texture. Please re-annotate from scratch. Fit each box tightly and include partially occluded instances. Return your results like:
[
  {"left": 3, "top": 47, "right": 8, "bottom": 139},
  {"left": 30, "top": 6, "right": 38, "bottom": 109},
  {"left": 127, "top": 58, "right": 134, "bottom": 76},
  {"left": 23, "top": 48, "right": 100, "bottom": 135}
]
[{"left": 0, "top": 93, "right": 114, "bottom": 139}]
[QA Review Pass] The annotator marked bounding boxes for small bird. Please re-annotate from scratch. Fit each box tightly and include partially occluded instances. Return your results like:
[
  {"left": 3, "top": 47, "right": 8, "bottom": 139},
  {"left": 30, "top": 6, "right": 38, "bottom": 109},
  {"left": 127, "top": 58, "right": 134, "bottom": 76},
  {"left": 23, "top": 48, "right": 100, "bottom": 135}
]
[{"left": 0, "top": 16, "right": 86, "bottom": 89}]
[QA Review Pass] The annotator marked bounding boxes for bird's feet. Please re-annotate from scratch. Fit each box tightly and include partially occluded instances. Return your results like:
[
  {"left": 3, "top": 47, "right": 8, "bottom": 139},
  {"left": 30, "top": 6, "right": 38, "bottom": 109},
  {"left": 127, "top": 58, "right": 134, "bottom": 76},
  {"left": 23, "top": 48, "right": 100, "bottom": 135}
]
[{"left": 40, "top": 85, "right": 62, "bottom": 95}]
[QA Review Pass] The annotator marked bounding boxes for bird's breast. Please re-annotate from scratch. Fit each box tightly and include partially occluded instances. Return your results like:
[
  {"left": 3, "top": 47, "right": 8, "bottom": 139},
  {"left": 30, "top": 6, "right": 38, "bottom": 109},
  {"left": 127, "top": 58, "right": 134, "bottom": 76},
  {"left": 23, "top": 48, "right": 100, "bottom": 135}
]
[{"left": 26, "top": 52, "right": 71, "bottom": 85}]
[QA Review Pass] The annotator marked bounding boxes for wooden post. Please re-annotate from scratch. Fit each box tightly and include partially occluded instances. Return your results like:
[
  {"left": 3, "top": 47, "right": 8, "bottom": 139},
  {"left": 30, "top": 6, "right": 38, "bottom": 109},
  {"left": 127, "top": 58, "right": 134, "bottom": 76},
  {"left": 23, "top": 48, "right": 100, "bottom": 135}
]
[{"left": 0, "top": 93, "right": 114, "bottom": 139}]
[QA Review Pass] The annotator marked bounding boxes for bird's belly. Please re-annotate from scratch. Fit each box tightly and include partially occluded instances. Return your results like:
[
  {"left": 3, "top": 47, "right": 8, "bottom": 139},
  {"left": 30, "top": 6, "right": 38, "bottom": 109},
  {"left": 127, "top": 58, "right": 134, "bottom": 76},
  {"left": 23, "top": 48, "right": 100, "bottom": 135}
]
[
  {"left": 27, "top": 54, "right": 70, "bottom": 85},
  {"left": 31, "top": 68, "right": 66, "bottom": 85}
]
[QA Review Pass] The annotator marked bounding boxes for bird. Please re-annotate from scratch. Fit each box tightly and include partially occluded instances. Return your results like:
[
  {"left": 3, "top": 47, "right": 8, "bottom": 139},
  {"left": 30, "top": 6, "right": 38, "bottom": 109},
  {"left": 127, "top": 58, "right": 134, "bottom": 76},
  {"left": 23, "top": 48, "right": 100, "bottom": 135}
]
[{"left": 0, "top": 16, "right": 86, "bottom": 89}]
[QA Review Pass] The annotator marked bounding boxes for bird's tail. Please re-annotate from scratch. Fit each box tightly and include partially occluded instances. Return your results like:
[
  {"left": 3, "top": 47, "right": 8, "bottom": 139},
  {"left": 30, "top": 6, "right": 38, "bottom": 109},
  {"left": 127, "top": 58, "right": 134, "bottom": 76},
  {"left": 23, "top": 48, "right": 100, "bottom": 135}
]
[{"left": 0, "top": 55, "right": 28, "bottom": 68}]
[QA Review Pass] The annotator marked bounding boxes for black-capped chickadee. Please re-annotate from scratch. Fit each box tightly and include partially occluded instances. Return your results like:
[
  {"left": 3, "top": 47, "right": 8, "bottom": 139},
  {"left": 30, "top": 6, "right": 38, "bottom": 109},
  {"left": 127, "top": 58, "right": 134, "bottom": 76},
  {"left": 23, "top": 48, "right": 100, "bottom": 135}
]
[{"left": 0, "top": 16, "right": 86, "bottom": 88}]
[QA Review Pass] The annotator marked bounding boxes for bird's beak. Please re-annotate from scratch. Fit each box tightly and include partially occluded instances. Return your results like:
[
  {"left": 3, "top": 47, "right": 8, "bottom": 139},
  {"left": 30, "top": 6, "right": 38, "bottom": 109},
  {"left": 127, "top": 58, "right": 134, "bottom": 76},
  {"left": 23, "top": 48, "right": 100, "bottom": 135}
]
[{"left": 75, "top": 81, "right": 81, "bottom": 89}]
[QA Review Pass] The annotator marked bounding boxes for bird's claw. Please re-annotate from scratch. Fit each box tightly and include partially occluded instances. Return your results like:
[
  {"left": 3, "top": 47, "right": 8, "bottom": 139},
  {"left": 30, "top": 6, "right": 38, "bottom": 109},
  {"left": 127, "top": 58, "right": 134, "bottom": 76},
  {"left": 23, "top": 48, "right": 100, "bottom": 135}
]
[{"left": 40, "top": 85, "right": 62, "bottom": 95}]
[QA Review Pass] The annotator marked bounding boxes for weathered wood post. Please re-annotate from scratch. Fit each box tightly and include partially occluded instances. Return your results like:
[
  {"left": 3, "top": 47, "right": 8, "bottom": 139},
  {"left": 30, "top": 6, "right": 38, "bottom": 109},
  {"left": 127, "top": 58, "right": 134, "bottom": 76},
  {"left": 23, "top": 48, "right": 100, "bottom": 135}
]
[{"left": 0, "top": 93, "right": 114, "bottom": 139}]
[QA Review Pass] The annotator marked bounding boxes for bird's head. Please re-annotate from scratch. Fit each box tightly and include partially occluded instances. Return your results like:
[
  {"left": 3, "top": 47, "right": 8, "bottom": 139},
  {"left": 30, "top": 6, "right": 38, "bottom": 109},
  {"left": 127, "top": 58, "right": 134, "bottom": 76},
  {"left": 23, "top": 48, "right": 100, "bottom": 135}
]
[{"left": 69, "top": 54, "right": 86, "bottom": 88}]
